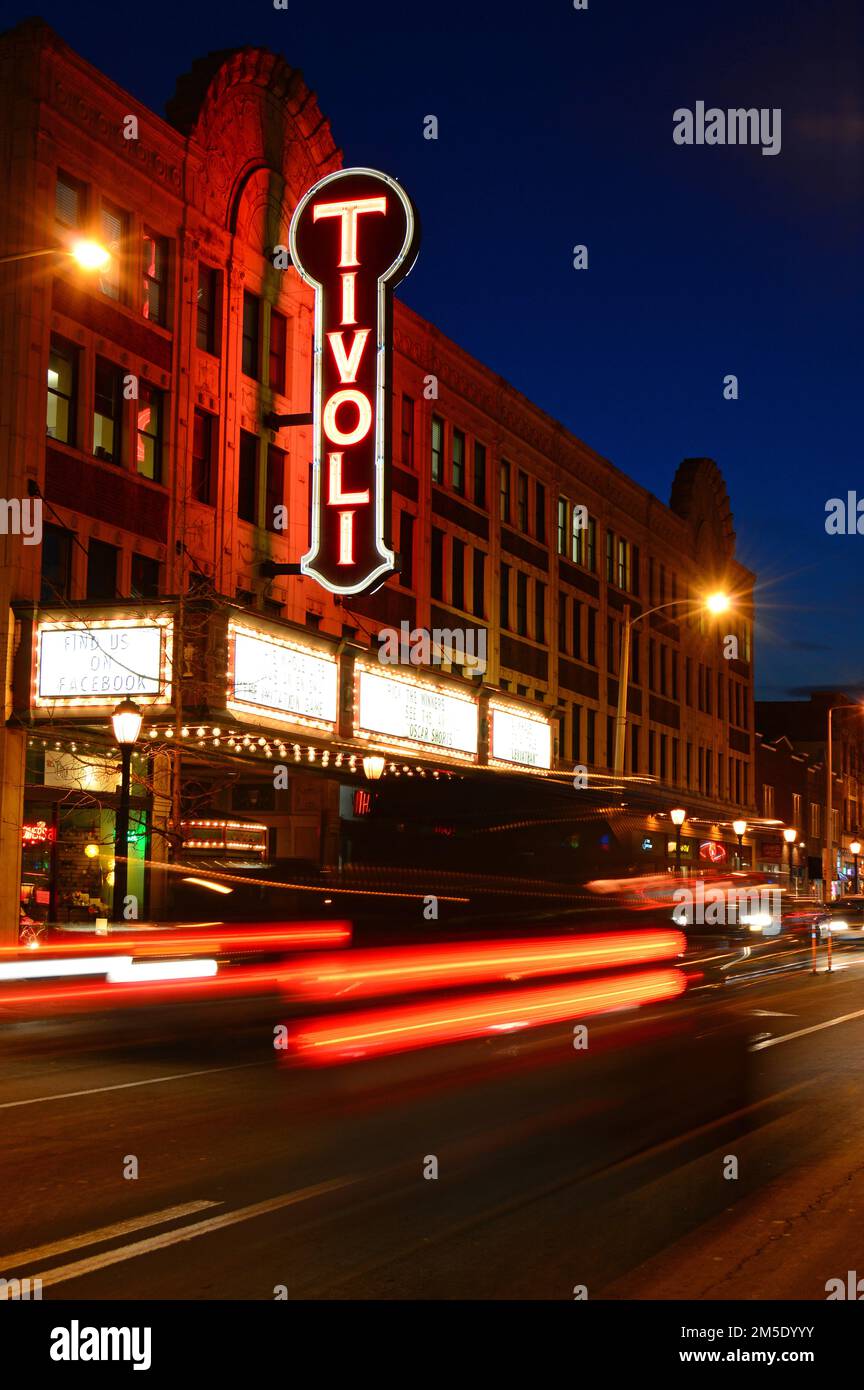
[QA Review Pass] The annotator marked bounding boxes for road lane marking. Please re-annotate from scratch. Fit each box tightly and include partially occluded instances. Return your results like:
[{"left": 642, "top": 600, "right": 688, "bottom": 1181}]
[
  {"left": 26, "top": 1179, "right": 353, "bottom": 1290},
  {"left": 751, "top": 1010, "right": 795, "bottom": 1017},
  {"left": 0, "top": 1060, "right": 267, "bottom": 1110},
  {"left": 0, "top": 1201, "right": 220, "bottom": 1269},
  {"left": 750, "top": 1004, "right": 864, "bottom": 1051}
]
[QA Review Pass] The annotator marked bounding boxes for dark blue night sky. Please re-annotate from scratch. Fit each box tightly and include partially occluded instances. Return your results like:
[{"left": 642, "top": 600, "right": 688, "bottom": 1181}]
[{"left": 9, "top": 0, "right": 863, "bottom": 698}]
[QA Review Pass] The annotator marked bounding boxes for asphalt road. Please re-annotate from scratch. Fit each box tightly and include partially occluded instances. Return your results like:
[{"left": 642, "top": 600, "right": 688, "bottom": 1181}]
[{"left": 3, "top": 940, "right": 864, "bottom": 1301}]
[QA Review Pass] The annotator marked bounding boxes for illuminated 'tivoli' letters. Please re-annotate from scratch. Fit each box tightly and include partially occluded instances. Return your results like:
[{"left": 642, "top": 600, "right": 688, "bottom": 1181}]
[{"left": 289, "top": 168, "right": 420, "bottom": 594}]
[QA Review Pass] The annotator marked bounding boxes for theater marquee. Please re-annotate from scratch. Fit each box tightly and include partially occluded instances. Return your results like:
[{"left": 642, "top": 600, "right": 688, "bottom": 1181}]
[
  {"left": 289, "top": 167, "right": 420, "bottom": 596},
  {"left": 34, "top": 617, "right": 172, "bottom": 708}
]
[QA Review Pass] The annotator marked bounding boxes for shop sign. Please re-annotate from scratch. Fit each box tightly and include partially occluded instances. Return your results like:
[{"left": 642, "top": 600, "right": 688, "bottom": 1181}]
[
  {"left": 356, "top": 667, "right": 477, "bottom": 758},
  {"left": 699, "top": 841, "right": 728, "bottom": 864},
  {"left": 229, "top": 625, "right": 337, "bottom": 728},
  {"left": 44, "top": 751, "right": 118, "bottom": 793},
  {"left": 290, "top": 167, "right": 420, "bottom": 595},
  {"left": 22, "top": 819, "right": 55, "bottom": 844},
  {"left": 666, "top": 839, "right": 693, "bottom": 856},
  {"left": 489, "top": 706, "right": 552, "bottom": 770},
  {"left": 36, "top": 620, "right": 170, "bottom": 704}
]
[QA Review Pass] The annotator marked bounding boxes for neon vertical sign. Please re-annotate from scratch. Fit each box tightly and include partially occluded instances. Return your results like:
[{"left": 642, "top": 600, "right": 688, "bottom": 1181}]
[{"left": 289, "top": 168, "right": 420, "bottom": 595}]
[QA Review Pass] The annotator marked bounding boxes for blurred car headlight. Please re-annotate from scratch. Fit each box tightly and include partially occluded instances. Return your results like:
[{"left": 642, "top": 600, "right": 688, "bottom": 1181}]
[
  {"left": 830, "top": 920, "right": 849, "bottom": 931},
  {"left": 741, "top": 912, "right": 773, "bottom": 929}
]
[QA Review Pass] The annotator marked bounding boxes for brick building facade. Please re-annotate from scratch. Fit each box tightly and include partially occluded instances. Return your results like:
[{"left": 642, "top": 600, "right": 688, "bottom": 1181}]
[{"left": 0, "top": 22, "right": 758, "bottom": 937}]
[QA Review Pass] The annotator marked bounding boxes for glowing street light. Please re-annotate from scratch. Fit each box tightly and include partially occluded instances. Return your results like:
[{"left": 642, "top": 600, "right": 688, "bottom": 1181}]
[
  {"left": 70, "top": 239, "right": 111, "bottom": 271},
  {"left": 111, "top": 699, "right": 142, "bottom": 922},
  {"left": 670, "top": 807, "right": 686, "bottom": 874},
  {"left": 362, "top": 754, "right": 385, "bottom": 782},
  {"left": 705, "top": 591, "right": 731, "bottom": 614},
  {"left": 783, "top": 827, "right": 797, "bottom": 892},
  {"left": 0, "top": 240, "right": 110, "bottom": 269},
  {"left": 851, "top": 839, "right": 861, "bottom": 896},
  {"left": 732, "top": 818, "right": 748, "bottom": 869}
]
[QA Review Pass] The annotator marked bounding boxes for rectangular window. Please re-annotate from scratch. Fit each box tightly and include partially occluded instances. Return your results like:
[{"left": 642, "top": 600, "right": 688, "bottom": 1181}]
[
  {"left": 93, "top": 357, "right": 123, "bottom": 464},
  {"left": 86, "top": 538, "right": 118, "bottom": 601},
  {"left": 632, "top": 632, "right": 640, "bottom": 684},
  {"left": 632, "top": 544, "right": 640, "bottom": 595},
  {"left": 56, "top": 171, "right": 85, "bottom": 228},
  {"left": 141, "top": 231, "right": 167, "bottom": 324},
  {"left": 399, "top": 512, "right": 414, "bottom": 589},
  {"left": 586, "top": 607, "right": 596, "bottom": 665},
  {"left": 586, "top": 517, "right": 596, "bottom": 571},
  {"left": 136, "top": 383, "right": 163, "bottom": 481},
  {"left": 265, "top": 444, "right": 285, "bottom": 532},
  {"left": 242, "top": 291, "right": 260, "bottom": 379},
  {"left": 46, "top": 337, "right": 77, "bottom": 444},
  {"left": 572, "top": 600, "right": 582, "bottom": 660},
  {"left": 41, "top": 524, "right": 72, "bottom": 602},
  {"left": 793, "top": 792, "right": 802, "bottom": 824},
  {"left": 472, "top": 549, "right": 485, "bottom": 617},
  {"left": 660, "top": 733, "right": 668, "bottom": 782},
  {"left": 586, "top": 709, "right": 596, "bottom": 766},
  {"left": 672, "top": 737, "right": 679, "bottom": 785},
  {"left": 607, "top": 617, "right": 616, "bottom": 675},
  {"left": 237, "top": 431, "right": 258, "bottom": 523},
  {"left": 534, "top": 581, "right": 545, "bottom": 643},
  {"left": 763, "top": 784, "right": 775, "bottom": 819},
  {"left": 191, "top": 409, "right": 215, "bottom": 505},
  {"left": 130, "top": 553, "right": 159, "bottom": 599},
  {"left": 606, "top": 529, "right": 615, "bottom": 584},
  {"left": 99, "top": 201, "right": 126, "bottom": 301},
  {"left": 557, "top": 498, "right": 567, "bottom": 555},
  {"left": 500, "top": 563, "right": 511, "bottom": 629},
  {"left": 196, "top": 265, "right": 220, "bottom": 354},
  {"left": 500, "top": 460, "right": 511, "bottom": 523},
  {"left": 517, "top": 471, "right": 529, "bottom": 532},
  {"left": 571, "top": 705, "right": 581, "bottom": 763},
  {"left": 649, "top": 639, "right": 656, "bottom": 692},
  {"left": 535, "top": 482, "right": 546, "bottom": 544},
  {"left": 401, "top": 396, "right": 414, "bottom": 468},
  {"left": 431, "top": 526, "right": 445, "bottom": 601},
  {"left": 516, "top": 571, "right": 528, "bottom": 636},
  {"left": 474, "top": 442, "right": 487, "bottom": 507},
  {"left": 558, "top": 593, "right": 569, "bottom": 652},
  {"left": 452, "top": 429, "right": 465, "bottom": 494},
  {"left": 268, "top": 310, "right": 287, "bottom": 395},
  {"left": 616, "top": 537, "right": 630, "bottom": 592},
  {"left": 631, "top": 725, "right": 640, "bottom": 775},
  {"left": 452, "top": 538, "right": 466, "bottom": 610},
  {"left": 431, "top": 415, "right": 444, "bottom": 483},
  {"left": 649, "top": 731, "right": 656, "bottom": 777}
]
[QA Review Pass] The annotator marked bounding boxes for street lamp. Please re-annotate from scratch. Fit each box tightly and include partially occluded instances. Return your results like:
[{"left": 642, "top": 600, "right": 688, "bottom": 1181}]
[
  {"left": 613, "top": 592, "right": 731, "bottom": 777},
  {"left": 732, "top": 818, "right": 747, "bottom": 869},
  {"left": 783, "top": 827, "right": 797, "bottom": 893},
  {"left": 851, "top": 839, "right": 861, "bottom": 896},
  {"left": 670, "top": 806, "right": 686, "bottom": 874},
  {"left": 111, "top": 698, "right": 142, "bottom": 922},
  {"left": 0, "top": 239, "right": 110, "bottom": 269}
]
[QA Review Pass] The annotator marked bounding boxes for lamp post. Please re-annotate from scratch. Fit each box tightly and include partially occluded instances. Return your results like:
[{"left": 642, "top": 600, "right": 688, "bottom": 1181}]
[
  {"left": 851, "top": 839, "right": 861, "bottom": 896},
  {"left": 732, "top": 818, "right": 747, "bottom": 870},
  {"left": 111, "top": 699, "right": 142, "bottom": 922},
  {"left": 613, "top": 592, "right": 731, "bottom": 778},
  {"left": 670, "top": 806, "right": 686, "bottom": 875},
  {"left": 783, "top": 827, "right": 797, "bottom": 894}
]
